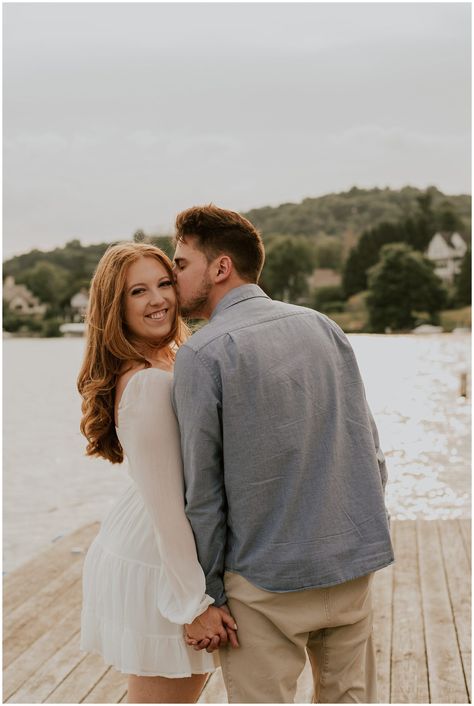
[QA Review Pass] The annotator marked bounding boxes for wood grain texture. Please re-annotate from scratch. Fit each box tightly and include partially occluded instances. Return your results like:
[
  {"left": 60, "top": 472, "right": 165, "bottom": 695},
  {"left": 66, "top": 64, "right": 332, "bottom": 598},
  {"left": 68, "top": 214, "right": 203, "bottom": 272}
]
[
  {"left": 417, "top": 520, "right": 469, "bottom": 704},
  {"left": 3, "top": 524, "right": 99, "bottom": 614},
  {"left": 45, "top": 652, "right": 110, "bottom": 703},
  {"left": 3, "top": 519, "right": 471, "bottom": 703},
  {"left": 82, "top": 666, "right": 128, "bottom": 704},
  {"left": 459, "top": 518, "right": 471, "bottom": 567},
  {"left": 3, "top": 595, "right": 82, "bottom": 702},
  {"left": 372, "top": 561, "right": 394, "bottom": 703},
  {"left": 439, "top": 520, "right": 471, "bottom": 701},
  {"left": 7, "top": 632, "right": 84, "bottom": 704},
  {"left": 390, "top": 521, "right": 429, "bottom": 703}
]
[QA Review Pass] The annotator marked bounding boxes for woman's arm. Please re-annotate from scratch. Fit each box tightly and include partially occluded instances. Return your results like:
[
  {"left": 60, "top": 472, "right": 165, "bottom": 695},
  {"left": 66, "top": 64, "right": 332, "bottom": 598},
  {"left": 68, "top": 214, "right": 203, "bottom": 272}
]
[{"left": 118, "top": 369, "right": 215, "bottom": 625}]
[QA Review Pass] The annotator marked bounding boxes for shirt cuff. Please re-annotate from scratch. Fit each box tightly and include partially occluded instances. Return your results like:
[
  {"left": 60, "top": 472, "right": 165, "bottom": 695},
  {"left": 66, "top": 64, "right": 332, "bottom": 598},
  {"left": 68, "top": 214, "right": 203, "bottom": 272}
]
[
  {"left": 187, "top": 593, "right": 215, "bottom": 624},
  {"left": 206, "top": 578, "right": 227, "bottom": 607}
]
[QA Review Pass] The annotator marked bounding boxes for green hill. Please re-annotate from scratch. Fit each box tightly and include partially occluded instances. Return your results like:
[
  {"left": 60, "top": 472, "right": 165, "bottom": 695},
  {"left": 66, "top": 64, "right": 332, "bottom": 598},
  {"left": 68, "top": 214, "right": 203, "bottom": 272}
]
[
  {"left": 243, "top": 185, "right": 471, "bottom": 240},
  {"left": 3, "top": 186, "right": 470, "bottom": 310}
]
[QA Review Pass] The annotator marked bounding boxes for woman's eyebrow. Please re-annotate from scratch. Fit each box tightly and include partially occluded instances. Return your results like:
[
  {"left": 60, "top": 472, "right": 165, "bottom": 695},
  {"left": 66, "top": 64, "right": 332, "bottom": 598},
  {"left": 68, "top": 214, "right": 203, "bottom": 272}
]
[{"left": 128, "top": 275, "right": 170, "bottom": 291}]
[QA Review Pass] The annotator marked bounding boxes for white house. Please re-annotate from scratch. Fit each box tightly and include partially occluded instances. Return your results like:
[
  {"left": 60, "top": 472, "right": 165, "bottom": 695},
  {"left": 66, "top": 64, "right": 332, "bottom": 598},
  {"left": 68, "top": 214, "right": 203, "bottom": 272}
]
[
  {"left": 70, "top": 289, "right": 89, "bottom": 320},
  {"left": 3, "top": 276, "right": 47, "bottom": 315},
  {"left": 425, "top": 232, "right": 469, "bottom": 283}
]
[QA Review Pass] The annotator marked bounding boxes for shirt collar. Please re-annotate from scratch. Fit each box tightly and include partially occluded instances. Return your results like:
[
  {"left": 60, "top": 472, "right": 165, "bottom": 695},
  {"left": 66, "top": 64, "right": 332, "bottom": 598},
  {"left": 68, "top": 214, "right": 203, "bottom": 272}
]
[{"left": 210, "top": 284, "right": 270, "bottom": 321}]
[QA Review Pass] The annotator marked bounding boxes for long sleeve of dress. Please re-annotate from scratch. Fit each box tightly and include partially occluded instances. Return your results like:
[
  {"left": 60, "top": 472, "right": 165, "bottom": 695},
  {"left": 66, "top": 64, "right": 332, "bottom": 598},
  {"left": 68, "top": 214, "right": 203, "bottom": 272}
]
[{"left": 117, "top": 369, "right": 214, "bottom": 625}]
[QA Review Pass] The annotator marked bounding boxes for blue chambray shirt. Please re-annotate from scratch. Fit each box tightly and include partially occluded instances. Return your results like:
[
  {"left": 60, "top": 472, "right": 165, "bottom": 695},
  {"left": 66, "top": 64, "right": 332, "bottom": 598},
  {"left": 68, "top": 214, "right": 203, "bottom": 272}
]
[{"left": 172, "top": 285, "right": 394, "bottom": 606}]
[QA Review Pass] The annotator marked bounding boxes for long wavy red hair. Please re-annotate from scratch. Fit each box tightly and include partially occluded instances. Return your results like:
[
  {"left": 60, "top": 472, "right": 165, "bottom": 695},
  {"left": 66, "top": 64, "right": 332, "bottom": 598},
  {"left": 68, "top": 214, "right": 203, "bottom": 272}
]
[{"left": 77, "top": 242, "right": 187, "bottom": 464}]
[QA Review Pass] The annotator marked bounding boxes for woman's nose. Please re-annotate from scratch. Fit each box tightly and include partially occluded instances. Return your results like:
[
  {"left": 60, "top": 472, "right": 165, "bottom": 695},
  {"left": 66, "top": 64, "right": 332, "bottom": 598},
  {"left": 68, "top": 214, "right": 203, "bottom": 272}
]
[{"left": 149, "top": 288, "right": 166, "bottom": 306}]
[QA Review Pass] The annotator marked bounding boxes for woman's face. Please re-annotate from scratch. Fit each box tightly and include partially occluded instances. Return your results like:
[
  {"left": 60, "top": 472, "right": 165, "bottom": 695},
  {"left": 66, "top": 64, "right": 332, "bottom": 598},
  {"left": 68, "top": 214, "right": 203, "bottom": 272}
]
[{"left": 124, "top": 256, "right": 177, "bottom": 343}]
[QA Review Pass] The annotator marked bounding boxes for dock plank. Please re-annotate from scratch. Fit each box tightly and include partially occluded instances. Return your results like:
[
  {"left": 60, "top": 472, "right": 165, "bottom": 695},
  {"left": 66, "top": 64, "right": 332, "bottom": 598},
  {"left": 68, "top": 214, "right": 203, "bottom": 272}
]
[
  {"left": 390, "top": 521, "right": 429, "bottom": 703},
  {"left": 4, "top": 560, "right": 83, "bottom": 638},
  {"left": 7, "top": 632, "right": 85, "bottom": 704},
  {"left": 3, "top": 578, "right": 82, "bottom": 668},
  {"left": 439, "top": 520, "right": 471, "bottom": 701},
  {"left": 3, "top": 594, "right": 82, "bottom": 701},
  {"left": 372, "top": 562, "right": 394, "bottom": 703},
  {"left": 198, "top": 671, "right": 225, "bottom": 703},
  {"left": 45, "top": 652, "right": 110, "bottom": 703},
  {"left": 294, "top": 660, "right": 314, "bottom": 702},
  {"left": 417, "top": 520, "right": 468, "bottom": 703},
  {"left": 459, "top": 518, "right": 471, "bottom": 567},
  {"left": 82, "top": 666, "right": 127, "bottom": 704},
  {"left": 3, "top": 520, "right": 471, "bottom": 704},
  {"left": 3, "top": 524, "right": 98, "bottom": 614}
]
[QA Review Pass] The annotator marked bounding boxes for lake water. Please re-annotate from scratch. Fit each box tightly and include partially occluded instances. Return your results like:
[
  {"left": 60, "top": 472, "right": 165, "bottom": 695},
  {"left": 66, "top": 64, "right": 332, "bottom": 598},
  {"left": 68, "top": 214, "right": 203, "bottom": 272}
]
[{"left": 3, "top": 334, "right": 471, "bottom": 573}]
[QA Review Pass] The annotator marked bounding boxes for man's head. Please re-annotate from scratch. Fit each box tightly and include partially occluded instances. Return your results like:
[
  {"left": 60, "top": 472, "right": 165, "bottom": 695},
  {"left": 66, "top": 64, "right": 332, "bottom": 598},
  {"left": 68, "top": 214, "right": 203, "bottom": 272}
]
[{"left": 173, "top": 204, "right": 265, "bottom": 318}]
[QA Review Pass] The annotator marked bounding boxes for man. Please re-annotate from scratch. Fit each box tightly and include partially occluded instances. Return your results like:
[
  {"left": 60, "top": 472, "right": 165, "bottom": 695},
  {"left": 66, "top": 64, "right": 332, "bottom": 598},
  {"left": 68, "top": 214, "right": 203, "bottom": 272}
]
[{"left": 171, "top": 204, "right": 394, "bottom": 703}]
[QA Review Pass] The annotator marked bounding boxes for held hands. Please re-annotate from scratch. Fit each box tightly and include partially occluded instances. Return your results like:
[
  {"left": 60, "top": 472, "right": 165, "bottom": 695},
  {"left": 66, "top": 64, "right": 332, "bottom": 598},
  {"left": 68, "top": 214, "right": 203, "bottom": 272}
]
[{"left": 184, "top": 604, "right": 239, "bottom": 652}]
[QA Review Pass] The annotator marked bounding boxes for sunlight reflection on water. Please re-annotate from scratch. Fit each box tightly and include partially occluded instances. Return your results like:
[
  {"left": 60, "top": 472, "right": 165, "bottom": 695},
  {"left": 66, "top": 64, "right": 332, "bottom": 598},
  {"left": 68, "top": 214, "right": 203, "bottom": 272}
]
[
  {"left": 3, "top": 333, "right": 471, "bottom": 571},
  {"left": 349, "top": 333, "right": 470, "bottom": 520}
]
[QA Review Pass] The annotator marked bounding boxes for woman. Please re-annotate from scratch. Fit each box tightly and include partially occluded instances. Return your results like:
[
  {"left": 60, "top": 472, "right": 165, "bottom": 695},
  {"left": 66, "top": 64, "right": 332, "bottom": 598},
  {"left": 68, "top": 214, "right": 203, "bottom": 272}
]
[{"left": 77, "top": 243, "right": 235, "bottom": 703}]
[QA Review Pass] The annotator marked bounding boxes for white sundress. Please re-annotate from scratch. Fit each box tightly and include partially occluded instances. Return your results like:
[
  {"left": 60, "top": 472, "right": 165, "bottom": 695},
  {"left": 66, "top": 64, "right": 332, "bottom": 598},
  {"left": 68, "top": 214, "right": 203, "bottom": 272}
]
[{"left": 80, "top": 368, "right": 217, "bottom": 677}]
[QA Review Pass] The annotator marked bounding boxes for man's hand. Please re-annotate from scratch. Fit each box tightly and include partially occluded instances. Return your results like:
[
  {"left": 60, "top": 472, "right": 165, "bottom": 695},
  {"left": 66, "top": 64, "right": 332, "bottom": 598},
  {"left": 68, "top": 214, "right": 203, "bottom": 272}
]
[
  {"left": 218, "top": 603, "right": 239, "bottom": 649},
  {"left": 185, "top": 604, "right": 239, "bottom": 652}
]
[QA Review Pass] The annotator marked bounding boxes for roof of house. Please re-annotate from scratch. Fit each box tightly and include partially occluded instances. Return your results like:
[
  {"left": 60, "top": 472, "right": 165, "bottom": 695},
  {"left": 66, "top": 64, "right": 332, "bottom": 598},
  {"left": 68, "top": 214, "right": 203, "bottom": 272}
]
[
  {"left": 3, "top": 277, "right": 43, "bottom": 307},
  {"left": 435, "top": 231, "right": 470, "bottom": 247}
]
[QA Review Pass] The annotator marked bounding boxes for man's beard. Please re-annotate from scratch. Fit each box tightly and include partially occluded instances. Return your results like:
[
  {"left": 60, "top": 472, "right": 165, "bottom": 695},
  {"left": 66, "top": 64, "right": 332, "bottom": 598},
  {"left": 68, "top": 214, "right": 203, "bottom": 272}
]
[{"left": 179, "top": 276, "right": 213, "bottom": 318}]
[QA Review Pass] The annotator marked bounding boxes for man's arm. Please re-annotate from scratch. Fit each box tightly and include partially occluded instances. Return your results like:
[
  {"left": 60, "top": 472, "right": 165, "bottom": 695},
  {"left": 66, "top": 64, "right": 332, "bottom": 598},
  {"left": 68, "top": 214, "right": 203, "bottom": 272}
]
[
  {"left": 172, "top": 345, "right": 228, "bottom": 606},
  {"left": 326, "top": 315, "right": 389, "bottom": 493},
  {"left": 367, "top": 405, "right": 388, "bottom": 491}
]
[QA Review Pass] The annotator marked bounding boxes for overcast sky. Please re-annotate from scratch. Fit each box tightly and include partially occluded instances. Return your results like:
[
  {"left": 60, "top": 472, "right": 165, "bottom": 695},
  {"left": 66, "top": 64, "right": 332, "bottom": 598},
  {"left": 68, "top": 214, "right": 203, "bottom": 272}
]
[{"left": 3, "top": 2, "right": 471, "bottom": 259}]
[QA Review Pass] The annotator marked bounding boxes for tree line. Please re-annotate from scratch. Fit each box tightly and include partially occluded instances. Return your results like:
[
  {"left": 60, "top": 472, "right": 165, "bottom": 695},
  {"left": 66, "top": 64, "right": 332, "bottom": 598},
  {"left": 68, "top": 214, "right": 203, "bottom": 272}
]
[
  {"left": 245, "top": 185, "right": 470, "bottom": 240},
  {"left": 3, "top": 187, "right": 471, "bottom": 334}
]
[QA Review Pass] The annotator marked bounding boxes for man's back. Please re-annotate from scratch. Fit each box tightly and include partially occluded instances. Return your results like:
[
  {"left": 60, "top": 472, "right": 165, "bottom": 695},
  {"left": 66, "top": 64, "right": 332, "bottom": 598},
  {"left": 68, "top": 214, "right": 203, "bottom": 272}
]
[{"left": 173, "top": 284, "right": 393, "bottom": 604}]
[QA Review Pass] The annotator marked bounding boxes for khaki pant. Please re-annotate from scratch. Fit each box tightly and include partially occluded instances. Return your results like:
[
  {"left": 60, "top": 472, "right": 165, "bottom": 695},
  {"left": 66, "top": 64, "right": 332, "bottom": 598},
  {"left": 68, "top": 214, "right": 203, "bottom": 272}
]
[{"left": 220, "top": 571, "right": 377, "bottom": 704}]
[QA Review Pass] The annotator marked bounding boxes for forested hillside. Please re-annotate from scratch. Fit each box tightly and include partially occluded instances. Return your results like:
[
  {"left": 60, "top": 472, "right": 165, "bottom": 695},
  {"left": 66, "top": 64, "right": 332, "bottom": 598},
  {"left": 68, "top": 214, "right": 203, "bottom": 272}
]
[
  {"left": 244, "top": 186, "right": 470, "bottom": 239},
  {"left": 3, "top": 185, "right": 471, "bottom": 335}
]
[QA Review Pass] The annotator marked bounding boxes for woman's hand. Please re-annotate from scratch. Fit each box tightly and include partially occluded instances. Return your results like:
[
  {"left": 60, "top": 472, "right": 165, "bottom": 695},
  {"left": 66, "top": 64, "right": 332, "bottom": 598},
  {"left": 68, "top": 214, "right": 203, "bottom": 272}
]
[{"left": 185, "top": 604, "right": 239, "bottom": 652}]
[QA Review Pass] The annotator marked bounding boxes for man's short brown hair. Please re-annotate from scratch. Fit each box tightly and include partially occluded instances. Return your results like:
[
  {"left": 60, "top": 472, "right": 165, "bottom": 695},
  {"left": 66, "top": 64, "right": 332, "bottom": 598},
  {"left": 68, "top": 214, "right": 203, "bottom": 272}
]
[{"left": 174, "top": 204, "right": 265, "bottom": 283}]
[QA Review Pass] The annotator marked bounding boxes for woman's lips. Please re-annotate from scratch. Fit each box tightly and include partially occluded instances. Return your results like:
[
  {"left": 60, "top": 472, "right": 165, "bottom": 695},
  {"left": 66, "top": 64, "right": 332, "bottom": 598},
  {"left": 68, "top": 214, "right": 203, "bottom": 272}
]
[{"left": 146, "top": 309, "right": 167, "bottom": 321}]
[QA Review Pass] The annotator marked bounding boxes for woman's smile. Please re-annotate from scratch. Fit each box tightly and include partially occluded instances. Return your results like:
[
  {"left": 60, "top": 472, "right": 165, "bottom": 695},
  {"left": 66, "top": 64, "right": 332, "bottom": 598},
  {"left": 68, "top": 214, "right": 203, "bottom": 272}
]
[
  {"left": 124, "top": 256, "right": 177, "bottom": 341},
  {"left": 146, "top": 308, "right": 169, "bottom": 321}
]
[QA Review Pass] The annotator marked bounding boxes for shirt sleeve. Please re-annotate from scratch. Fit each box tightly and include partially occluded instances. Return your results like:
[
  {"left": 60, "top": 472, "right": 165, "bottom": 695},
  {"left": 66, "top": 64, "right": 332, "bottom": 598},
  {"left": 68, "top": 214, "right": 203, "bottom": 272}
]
[
  {"left": 172, "top": 346, "right": 227, "bottom": 607},
  {"left": 118, "top": 370, "right": 214, "bottom": 625},
  {"left": 325, "top": 314, "right": 389, "bottom": 493},
  {"left": 367, "top": 405, "right": 388, "bottom": 491}
]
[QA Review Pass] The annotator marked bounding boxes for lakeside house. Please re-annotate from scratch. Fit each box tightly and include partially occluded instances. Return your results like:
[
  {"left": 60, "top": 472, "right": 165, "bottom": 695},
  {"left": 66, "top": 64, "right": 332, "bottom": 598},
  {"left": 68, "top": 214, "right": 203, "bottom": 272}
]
[
  {"left": 425, "top": 231, "right": 469, "bottom": 283},
  {"left": 3, "top": 276, "right": 47, "bottom": 316},
  {"left": 70, "top": 289, "right": 89, "bottom": 321}
]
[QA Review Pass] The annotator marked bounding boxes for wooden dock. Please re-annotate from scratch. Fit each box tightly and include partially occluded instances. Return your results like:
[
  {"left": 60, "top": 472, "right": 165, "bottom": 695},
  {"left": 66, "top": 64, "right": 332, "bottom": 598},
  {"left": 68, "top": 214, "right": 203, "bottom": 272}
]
[{"left": 3, "top": 520, "right": 471, "bottom": 704}]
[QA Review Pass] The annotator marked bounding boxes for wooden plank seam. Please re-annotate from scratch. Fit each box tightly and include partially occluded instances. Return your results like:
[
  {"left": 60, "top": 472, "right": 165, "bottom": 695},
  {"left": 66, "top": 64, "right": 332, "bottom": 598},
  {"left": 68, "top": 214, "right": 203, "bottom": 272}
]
[
  {"left": 3, "top": 520, "right": 471, "bottom": 704},
  {"left": 416, "top": 521, "right": 431, "bottom": 704},
  {"left": 79, "top": 666, "right": 114, "bottom": 704},
  {"left": 42, "top": 649, "right": 89, "bottom": 704},
  {"left": 388, "top": 548, "right": 395, "bottom": 704},
  {"left": 436, "top": 521, "right": 471, "bottom": 701}
]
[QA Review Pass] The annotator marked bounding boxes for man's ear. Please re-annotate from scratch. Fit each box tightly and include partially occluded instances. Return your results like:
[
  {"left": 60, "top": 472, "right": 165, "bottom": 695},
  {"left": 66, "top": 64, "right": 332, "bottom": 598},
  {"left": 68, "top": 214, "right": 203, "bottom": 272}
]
[{"left": 214, "top": 255, "right": 233, "bottom": 283}]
